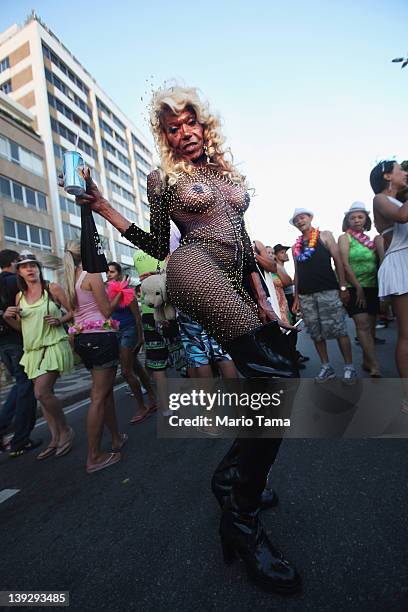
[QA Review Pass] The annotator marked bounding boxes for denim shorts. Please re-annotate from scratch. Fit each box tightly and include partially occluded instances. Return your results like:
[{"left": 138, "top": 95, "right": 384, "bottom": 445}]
[
  {"left": 74, "top": 332, "right": 119, "bottom": 370},
  {"left": 116, "top": 325, "right": 138, "bottom": 349}
]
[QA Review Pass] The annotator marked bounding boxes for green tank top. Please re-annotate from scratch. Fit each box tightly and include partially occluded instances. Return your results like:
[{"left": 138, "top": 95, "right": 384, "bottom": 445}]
[
  {"left": 347, "top": 234, "right": 378, "bottom": 288},
  {"left": 19, "top": 291, "right": 67, "bottom": 351}
]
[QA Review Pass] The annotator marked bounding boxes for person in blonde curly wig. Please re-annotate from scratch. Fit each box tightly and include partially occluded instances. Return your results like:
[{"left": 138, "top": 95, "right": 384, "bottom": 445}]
[
  {"left": 70, "top": 84, "right": 301, "bottom": 594},
  {"left": 149, "top": 85, "right": 243, "bottom": 186}
]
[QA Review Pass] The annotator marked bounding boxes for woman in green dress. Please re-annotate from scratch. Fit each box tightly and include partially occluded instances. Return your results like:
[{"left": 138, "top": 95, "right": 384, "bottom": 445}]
[
  {"left": 4, "top": 253, "right": 74, "bottom": 459},
  {"left": 338, "top": 203, "right": 384, "bottom": 377}
]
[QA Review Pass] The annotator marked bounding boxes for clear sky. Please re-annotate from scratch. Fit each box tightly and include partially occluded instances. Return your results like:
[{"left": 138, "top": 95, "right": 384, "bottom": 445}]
[{"left": 2, "top": 0, "right": 408, "bottom": 250}]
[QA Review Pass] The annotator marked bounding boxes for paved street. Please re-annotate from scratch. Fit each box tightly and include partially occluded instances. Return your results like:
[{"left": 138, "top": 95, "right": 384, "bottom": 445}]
[{"left": 1, "top": 321, "right": 407, "bottom": 611}]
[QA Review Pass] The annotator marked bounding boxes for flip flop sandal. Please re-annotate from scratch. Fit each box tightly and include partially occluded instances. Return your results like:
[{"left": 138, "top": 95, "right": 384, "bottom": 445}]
[
  {"left": 130, "top": 410, "right": 153, "bottom": 425},
  {"left": 37, "top": 446, "right": 57, "bottom": 460},
  {"left": 86, "top": 452, "right": 121, "bottom": 474},
  {"left": 9, "top": 439, "right": 43, "bottom": 458},
  {"left": 112, "top": 433, "right": 128, "bottom": 453},
  {"left": 55, "top": 427, "right": 75, "bottom": 457}
]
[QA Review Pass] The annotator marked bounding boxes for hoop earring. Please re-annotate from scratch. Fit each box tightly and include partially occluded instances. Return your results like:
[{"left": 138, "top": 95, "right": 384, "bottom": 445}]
[{"left": 387, "top": 180, "right": 392, "bottom": 192}]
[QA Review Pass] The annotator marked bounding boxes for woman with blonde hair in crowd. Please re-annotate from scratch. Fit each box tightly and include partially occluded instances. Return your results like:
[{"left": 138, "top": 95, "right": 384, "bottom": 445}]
[
  {"left": 338, "top": 202, "right": 383, "bottom": 377},
  {"left": 70, "top": 85, "right": 300, "bottom": 594},
  {"left": 64, "top": 242, "right": 126, "bottom": 473},
  {"left": 3, "top": 252, "right": 74, "bottom": 459},
  {"left": 370, "top": 161, "right": 408, "bottom": 412}
]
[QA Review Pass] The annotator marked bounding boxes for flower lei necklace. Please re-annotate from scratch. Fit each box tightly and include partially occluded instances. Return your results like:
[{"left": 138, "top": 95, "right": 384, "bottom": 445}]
[
  {"left": 347, "top": 229, "right": 376, "bottom": 250},
  {"left": 294, "top": 228, "right": 319, "bottom": 262}
]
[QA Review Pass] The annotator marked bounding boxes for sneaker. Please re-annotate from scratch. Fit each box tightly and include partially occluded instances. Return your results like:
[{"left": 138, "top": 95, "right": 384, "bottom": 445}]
[
  {"left": 375, "top": 321, "right": 387, "bottom": 330},
  {"left": 315, "top": 365, "right": 336, "bottom": 383},
  {"left": 296, "top": 351, "right": 310, "bottom": 363},
  {"left": 342, "top": 367, "right": 357, "bottom": 385},
  {"left": 374, "top": 337, "right": 386, "bottom": 345}
]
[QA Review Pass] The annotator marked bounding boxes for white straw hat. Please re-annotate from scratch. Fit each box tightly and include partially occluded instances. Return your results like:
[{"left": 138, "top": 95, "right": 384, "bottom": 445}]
[
  {"left": 15, "top": 252, "right": 42, "bottom": 268},
  {"left": 344, "top": 201, "right": 370, "bottom": 215},
  {"left": 289, "top": 207, "right": 314, "bottom": 226}
]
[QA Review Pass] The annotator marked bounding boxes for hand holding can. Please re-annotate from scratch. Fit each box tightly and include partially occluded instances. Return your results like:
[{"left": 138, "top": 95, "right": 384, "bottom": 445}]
[{"left": 63, "top": 151, "right": 86, "bottom": 196}]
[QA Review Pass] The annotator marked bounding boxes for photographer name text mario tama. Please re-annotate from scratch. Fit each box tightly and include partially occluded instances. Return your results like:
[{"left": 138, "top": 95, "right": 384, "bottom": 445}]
[
  {"left": 167, "top": 414, "right": 291, "bottom": 428},
  {"left": 166, "top": 391, "right": 291, "bottom": 428}
]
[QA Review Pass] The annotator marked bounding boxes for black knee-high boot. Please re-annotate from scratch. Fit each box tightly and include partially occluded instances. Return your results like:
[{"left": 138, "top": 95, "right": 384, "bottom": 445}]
[
  {"left": 211, "top": 438, "right": 279, "bottom": 510},
  {"left": 217, "top": 324, "right": 301, "bottom": 594},
  {"left": 224, "top": 321, "right": 299, "bottom": 379}
]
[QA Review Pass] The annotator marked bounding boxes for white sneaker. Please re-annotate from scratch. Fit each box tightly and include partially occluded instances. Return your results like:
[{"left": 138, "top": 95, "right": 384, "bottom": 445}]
[
  {"left": 315, "top": 365, "right": 336, "bottom": 383},
  {"left": 342, "top": 367, "right": 357, "bottom": 385}
]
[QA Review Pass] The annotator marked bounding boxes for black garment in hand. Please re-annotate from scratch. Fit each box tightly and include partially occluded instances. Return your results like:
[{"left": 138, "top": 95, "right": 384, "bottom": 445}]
[{"left": 80, "top": 203, "right": 108, "bottom": 273}]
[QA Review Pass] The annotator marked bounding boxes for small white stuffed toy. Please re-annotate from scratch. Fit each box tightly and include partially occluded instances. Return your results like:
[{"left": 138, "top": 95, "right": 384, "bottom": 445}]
[{"left": 141, "top": 273, "right": 176, "bottom": 323}]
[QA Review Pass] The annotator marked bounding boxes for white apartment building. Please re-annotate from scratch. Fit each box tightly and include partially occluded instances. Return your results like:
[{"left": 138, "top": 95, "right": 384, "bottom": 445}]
[{"left": 0, "top": 12, "right": 154, "bottom": 277}]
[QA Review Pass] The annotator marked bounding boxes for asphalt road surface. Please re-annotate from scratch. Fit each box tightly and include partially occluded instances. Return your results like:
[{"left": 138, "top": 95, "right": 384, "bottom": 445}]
[
  {"left": 1, "top": 385, "right": 408, "bottom": 611},
  {"left": 1, "top": 321, "right": 406, "bottom": 612}
]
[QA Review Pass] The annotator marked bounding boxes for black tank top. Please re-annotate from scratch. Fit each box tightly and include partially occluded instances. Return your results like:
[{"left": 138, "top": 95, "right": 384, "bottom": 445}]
[{"left": 297, "top": 237, "right": 339, "bottom": 294}]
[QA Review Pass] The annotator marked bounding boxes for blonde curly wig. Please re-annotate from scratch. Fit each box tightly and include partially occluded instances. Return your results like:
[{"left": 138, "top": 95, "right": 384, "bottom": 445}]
[{"left": 149, "top": 85, "right": 244, "bottom": 186}]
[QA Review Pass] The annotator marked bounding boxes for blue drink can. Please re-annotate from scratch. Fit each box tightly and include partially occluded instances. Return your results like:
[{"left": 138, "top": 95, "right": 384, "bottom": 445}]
[{"left": 63, "top": 151, "right": 86, "bottom": 196}]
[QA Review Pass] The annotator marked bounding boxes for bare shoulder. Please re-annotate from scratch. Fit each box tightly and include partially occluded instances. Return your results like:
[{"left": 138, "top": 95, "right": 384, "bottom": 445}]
[
  {"left": 373, "top": 193, "right": 391, "bottom": 208},
  {"left": 48, "top": 281, "right": 63, "bottom": 295},
  {"left": 320, "top": 230, "right": 335, "bottom": 243}
]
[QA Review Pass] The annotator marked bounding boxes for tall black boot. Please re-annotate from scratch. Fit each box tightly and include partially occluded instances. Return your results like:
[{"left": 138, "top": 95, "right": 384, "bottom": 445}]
[
  {"left": 220, "top": 494, "right": 301, "bottom": 594},
  {"left": 224, "top": 321, "right": 299, "bottom": 379},
  {"left": 211, "top": 439, "right": 279, "bottom": 510}
]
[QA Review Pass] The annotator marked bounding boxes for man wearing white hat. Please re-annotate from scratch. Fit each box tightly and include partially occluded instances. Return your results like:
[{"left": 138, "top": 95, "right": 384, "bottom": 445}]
[{"left": 289, "top": 209, "right": 356, "bottom": 384}]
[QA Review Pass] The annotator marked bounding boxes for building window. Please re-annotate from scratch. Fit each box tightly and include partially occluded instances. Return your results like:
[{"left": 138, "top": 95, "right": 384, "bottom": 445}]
[
  {"left": 50, "top": 117, "right": 96, "bottom": 159},
  {"left": 42, "top": 43, "right": 89, "bottom": 95},
  {"left": 111, "top": 200, "right": 138, "bottom": 224},
  {"left": 0, "top": 176, "right": 11, "bottom": 197},
  {"left": 104, "top": 158, "right": 132, "bottom": 185},
  {"left": 139, "top": 185, "right": 148, "bottom": 201},
  {"left": 107, "top": 179, "right": 135, "bottom": 204},
  {"left": 96, "top": 97, "right": 126, "bottom": 132},
  {"left": 0, "top": 135, "right": 44, "bottom": 176},
  {"left": 0, "top": 174, "right": 47, "bottom": 211},
  {"left": 114, "top": 240, "right": 136, "bottom": 259},
  {"left": 12, "top": 182, "right": 24, "bottom": 203},
  {"left": 114, "top": 132, "right": 127, "bottom": 149},
  {"left": 48, "top": 92, "right": 94, "bottom": 138},
  {"left": 4, "top": 217, "right": 52, "bottom": 250},
  {"left": 0, "top": 57, "right": 10, "bottom": 73},
  {"left": 62, "top": 222, "right": 81, "bottom": 242},
  {"left": 99, "top": 117, "right": 113, "bottom": 137},
  {"left": 101, "top": 138, "right": 130, "bottom": 168},
  {"left": 44, "top": 67, "right": 91, "bottom": 117},
  {"left": 60, "top": 198, "right": 106, "bottom": 228},
  {"left": 135, "top": 152, "right": 152, "bottom": 172},
  {"left": 60, "top": 194, "right": 80, "bottom": 216},
  {"left": 0, "top": 80, "right": 12, "bottom": 94},
  {"left": 132, "top": 134, "right": 152, "bottom": 158},
  {"left": 25, "top": 188, "right": 36, "bottom": 208}
]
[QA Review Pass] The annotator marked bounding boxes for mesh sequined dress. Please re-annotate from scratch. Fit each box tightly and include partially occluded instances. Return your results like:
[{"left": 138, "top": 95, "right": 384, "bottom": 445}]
[{"left": 123, "top": 166, "right": 261, "bottom": 345}]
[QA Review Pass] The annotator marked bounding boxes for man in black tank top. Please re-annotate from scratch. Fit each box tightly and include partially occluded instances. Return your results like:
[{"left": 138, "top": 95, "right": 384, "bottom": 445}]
[{"left": 289, "top": 209, "right": 357, "bottom": 384}]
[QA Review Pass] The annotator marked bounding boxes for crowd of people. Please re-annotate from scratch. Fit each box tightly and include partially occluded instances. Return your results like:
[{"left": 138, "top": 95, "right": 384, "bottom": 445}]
[{"left": 1, "top": 85, "right": 407, "bottom": 595}]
